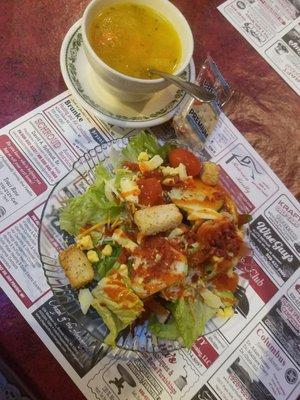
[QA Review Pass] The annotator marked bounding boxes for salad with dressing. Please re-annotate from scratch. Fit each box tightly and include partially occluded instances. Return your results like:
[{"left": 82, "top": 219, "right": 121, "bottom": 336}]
[{"left": 58, "top": 132, "right": 250, "bottom": 347}]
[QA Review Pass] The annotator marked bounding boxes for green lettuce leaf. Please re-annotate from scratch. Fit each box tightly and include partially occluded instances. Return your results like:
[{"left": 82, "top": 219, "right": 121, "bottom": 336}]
[
  {"left": 172, "top": 298, "right": 218, "bottom": 347},
  {"left": 59, "top": 165, "right": 123, "bottom": 236},
  {"left": 95, "top": 244, "right": 121, "bottom": 280},
  {"left": 91, "top": 300, "right": 126, "bottom": 346},
  {"left": 214, "top": 290, "right": 236, "bottom": 307},
  {"left": 114, "top": 168, "right": 135, "bottom": 189},
  {"left": 122, "top": 131, "right": 171, "bottom": 162},
  {"left": 94, "top": 164, "right": 113, "bottom": 184},
  {"left": 148, "top": 316, "right": 180, "bottom": 341},
  {"left": 92, "top": 265, "right": 144, "bottom": 346},
  {"left": 149, "top": 297, "right": 218, "bottom": 348}
]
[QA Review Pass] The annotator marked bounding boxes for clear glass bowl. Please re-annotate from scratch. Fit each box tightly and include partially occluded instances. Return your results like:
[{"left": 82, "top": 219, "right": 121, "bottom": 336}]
[{"left": 38, "top": 138, "right": 249, "bottom": 353}]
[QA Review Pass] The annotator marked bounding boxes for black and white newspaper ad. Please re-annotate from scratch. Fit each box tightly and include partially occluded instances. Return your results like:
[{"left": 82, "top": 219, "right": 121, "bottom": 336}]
[
  {"left": 218, "top": 0, "right": 300, "bottom": 95},
  {"left": 0, "top": 92, "right": 299, "bottom": 399}
]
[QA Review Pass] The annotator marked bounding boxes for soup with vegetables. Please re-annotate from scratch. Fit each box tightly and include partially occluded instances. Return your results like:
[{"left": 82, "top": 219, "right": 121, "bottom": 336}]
[{"left": 88, "top": 3, "right": 182, "bottom": 79}]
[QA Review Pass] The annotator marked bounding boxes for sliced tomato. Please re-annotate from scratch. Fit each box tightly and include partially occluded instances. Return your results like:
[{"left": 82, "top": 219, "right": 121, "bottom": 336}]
[
  {"left": 168, "top": 148, "right": 202, "bottom": 176},
  {"left": 138, "top": 177, "right": 164, "bottom": 206},
  {"left": 123, "top": 161, "right": 139, "bottom": 171}
]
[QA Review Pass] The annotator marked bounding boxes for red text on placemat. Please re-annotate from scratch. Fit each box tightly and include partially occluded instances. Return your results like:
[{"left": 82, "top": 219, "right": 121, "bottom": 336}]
[
  {"left": 192, "top": 336, "right": 219, "bottom": 368},
  {"left": 0, "top": 135, "right": 47, "bottom": 195},
  {"left": 219, "top": 166, "right": 254, "bottom": 213},
  {"left": 238, "top": 256, "right": 278, "bottom": 303}
]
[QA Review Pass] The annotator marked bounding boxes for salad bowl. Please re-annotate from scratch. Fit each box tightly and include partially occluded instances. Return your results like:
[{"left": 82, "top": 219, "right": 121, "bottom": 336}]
[{"left": 38, "top": 136, "right": 249, "bottom": 353}]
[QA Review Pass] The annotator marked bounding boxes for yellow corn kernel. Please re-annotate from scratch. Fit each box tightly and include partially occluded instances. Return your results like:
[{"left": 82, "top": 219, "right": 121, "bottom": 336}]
[
  {"left": 86, "top": 250, "right": 100, "bottom": 263},
  {"left": 138, "top": 151, "right": 149, "bottom": 162},
  {"left": 77, "top": 235, "right": 94, "bottom": 250},
  {"left": 102, "top": 244, "right": 113, "bottom": 256},
  {"left": 217, "top": 308, "right": 225, "bottom": 318},
  {"left": 217, "top": 306, "right": 234, "bottom": 318},
  {"left": 224, "top": 306, "right": 234, "bottom": 318}
]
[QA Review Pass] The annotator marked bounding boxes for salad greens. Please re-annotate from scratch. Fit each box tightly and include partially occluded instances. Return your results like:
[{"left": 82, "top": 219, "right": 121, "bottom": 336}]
[
  {"left": 122, "top": 130, "right": 171, "bottom": 162},
  {"left": 92, "top": 265, "right": 144, "bottom": 346},
  {"left": 95, "top": 244, "right": 121, "bottom": 280},
  {"left": 60, "top": 165, "right": 124, "bottom": 235},
  {"left": 148, "top": 316, "right": 180, "bottom": 341},
  {"left": 58, "top": 131, "right": 247, "bottom": 348},
  {"left": 149, "top": 298, "right": 218, "bottom": 347},
  {"left": 92, "top": 301, "right": 127, "bottom": 347}
]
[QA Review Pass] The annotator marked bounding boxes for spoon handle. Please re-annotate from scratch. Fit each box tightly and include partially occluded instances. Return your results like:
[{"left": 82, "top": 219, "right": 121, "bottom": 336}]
[{"left": 150, "top": 69, "right": 215, "bottom": 103}]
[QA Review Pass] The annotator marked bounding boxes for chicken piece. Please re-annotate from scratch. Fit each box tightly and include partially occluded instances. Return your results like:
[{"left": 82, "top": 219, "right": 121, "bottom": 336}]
[
  {"left": 130, "top": 236, "right": 187, "bottom": 298},
  {"left": 169, "top": 179, "right": 224, "bottom": 221},
  {"left": 134, "top": 204, "right": 182, "bottom": 236},
  {"left": 169, "top": 179, "right": 224, "bottom": 209},
  {"left": 59, "top": 245, "right": 94, "bottom": 289}
]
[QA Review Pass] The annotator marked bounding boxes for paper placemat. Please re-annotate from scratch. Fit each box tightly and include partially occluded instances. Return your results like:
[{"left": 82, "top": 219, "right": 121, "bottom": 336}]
[
  {"left": 218, "top": 0, "right": 300, "bottom": 95},
  {"left": 0, "top": 91, "right": 299, "bottom": 400}
]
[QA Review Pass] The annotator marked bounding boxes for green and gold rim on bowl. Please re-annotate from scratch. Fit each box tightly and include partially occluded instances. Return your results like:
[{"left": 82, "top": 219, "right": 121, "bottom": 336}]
[{"left": 60, "top": 19, "right": 195, "bottom": 127}]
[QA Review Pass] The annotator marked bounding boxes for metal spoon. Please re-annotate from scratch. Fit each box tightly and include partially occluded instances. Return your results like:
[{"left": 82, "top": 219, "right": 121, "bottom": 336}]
[{"left": 150, "top": 69, "right": 216, "bottom": 103}]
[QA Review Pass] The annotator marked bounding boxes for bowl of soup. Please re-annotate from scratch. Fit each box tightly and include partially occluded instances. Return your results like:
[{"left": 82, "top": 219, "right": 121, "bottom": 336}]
[{"left": 82, "top": 0, "right": 194, "bottom": 102}]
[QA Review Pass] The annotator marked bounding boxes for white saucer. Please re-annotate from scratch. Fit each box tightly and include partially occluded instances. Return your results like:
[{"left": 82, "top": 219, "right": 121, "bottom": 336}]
[{"left": 60, "top": 20, "right": 195, "bottom": 128}]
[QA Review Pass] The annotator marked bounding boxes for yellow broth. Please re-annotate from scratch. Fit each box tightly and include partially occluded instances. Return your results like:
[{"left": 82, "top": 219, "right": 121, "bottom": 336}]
[{"left": 88, "top": 3, "right": 182, "bottom": 79}]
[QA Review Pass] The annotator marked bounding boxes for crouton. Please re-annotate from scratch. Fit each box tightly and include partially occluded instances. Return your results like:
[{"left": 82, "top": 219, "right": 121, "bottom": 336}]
[
  {"left": 201, "top": 162, "right": 220, "bottom": 186},
  {"left": 134, "top": 204, "right": 182, "bottom": 235},
  {"left": 59, "top": 245, "right": 94, "bottom": 289}
]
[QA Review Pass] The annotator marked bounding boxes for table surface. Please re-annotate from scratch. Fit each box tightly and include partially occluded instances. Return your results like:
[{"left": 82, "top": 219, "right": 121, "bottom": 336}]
[{"left": 0, "top": 1, "right": 299, "bottom": 399}]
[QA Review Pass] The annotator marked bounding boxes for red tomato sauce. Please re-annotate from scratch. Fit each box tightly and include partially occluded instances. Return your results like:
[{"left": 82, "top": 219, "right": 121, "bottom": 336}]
[
  {"left": 103, "top": 277, "right": 139, "bottom": 307},
  {"left": 142, "top": 170, "right": 163, "bottom": 180},
  {"left": 187, "top": 249, "right": 210, "bottom": 270},
  {"left": 118, "top": 248, "right": 129, "bottom": 264},
  {"left": 137, "top": 177, "right": 164, "bottom": 206},
  {"left": 132, "top": 236, "right": 183, "bottom": 283},
  {"left": 211, "top": 273, "right": 238, "bottom": 292},
  {"left": 123, "top": 161, "right": 140, "bottom": 171}
]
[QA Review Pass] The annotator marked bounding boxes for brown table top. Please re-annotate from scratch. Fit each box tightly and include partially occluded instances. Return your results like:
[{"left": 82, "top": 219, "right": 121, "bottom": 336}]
[{"left": 0, "top": 1, "right": 299, "bottom": 399}]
